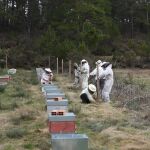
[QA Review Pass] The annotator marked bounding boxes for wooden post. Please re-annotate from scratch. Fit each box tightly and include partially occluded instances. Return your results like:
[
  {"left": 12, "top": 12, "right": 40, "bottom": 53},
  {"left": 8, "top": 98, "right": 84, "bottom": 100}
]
[
  {"left": 146, "top": 2, "right": 149, "bottom": 24},
  {"left": 6, "top": 54, "right": 8, "bottom": 69},
  {"left": 96, "top": 64, "right": 100, "bottom": 101},
  {"left": 69, "top": 60, "right": 71, "bottom": 78},
  {"left": 57, "top": 57, "right": 59, "bottom": 74},
  {"left": 62, "top": 59, "right": 63, "bottom": 74},
  {"left": 48, "top": 56, "right": 50, "bottom": 68},
  {"left": 80, "top": 61, "right": 82, "bottom": 89}
]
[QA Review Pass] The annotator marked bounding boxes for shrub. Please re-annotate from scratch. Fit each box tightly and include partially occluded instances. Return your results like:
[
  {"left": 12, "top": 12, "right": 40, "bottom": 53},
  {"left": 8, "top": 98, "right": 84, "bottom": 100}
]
[
  {"left": 6, "top": 128, "right": 26, "bottom": 139},
  {"left": 138, "top": 81, "right": 146, "bottom": 90},
  {"left": 123, "top": 73, "right": 134, "bottom": 84},
  {"left": 11, "top": 117, "right": 21, "bottom": 125},
  {"left": 0, "top": 132, "right": 3, "bottom": 140},
  {"left": 84, "top": 118, "right": 118, "bottom": 132},
  {"left": 125, "top": 96, "right": 149, "bottom": 111},
  {"left": 11, "top": 108, "right": 36, "bottom": 125},
  {"left": 0, "top": 69, "right": 7, "bottom": 75},
  {"left": 24, "top": 143, "right": 34, "bottom": 149},
  {"left": 0, "top": 101, "right": 18, "bottom": 111},
  {"left": 3, "top": 145, "right": 15, "bottom": 150},
  {"left": 19, "top": 109, "right": 36, "bottom": 121},
  {"left": 11, "top": 101, "right": 19, "bottom": 110},
  {"left": 0, "top": 85, "right": 6, "bottom": 93},
  {"left": 23, "top": 70, "right": 38, "bottom": 85},
  {"left": 0, "top": 100, "right": 2, "bottom": 110},
  {"left": 12, "top": 86, "right": 29, "bottom": 98},
  {"left": 138, "top": 41, "right": 150, "bottom": 56},
  {"left": 55, "top": 39, "right": 77, "bottom": 59},
  {"left": 123, "top": 51, "right": 136, "bottom": 67}
]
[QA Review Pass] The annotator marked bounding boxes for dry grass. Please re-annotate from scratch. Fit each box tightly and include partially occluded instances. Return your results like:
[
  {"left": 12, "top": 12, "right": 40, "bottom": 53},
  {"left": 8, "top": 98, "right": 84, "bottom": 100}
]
[
  {"left": 0, "top": 70, "right": 48, "bottom": 150},
  {"left": 56, "top": 71, "right": 150, "bottom": 150},
  {"left": 0, "top": 69, "right": 149, "bottom": 150}
]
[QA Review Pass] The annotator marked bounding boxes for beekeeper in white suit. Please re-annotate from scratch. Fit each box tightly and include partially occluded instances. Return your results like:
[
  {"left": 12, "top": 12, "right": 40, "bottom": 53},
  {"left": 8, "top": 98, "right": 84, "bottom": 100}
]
[
  {"left": 90, "top": 60, "right": 113, "bottom": 102},
  {"left": 41, "top": 68, "right": 53, "bottom": 84},
  {"left": 99, "top": 62, "right": 114, "bottom": 102},
  {"left": 80, "top": 59, "right": 90, "bottom": 89},
  {"left": 90, "top": 60, "right": 103, "bottom": 86},
  {"left": 73, "top": 63, "right": 80, "bottom": 87}
]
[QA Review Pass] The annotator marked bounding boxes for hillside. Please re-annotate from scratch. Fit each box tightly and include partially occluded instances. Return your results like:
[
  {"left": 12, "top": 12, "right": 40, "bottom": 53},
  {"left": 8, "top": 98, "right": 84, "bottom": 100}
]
[{"left": 0, "top": 0, "right": 150, "bottom": 68}]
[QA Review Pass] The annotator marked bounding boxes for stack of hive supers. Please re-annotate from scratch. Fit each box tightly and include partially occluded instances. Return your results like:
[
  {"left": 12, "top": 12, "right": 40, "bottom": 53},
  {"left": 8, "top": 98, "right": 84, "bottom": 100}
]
[
  {"left": 0, "top": 74, "right": 11, "bottom": 89},
  {"left": 0, "top": 75, "right": 11, "bottom": 83},
  {"left": 36, "top": 68, "right": 88, "bottom": 150}
]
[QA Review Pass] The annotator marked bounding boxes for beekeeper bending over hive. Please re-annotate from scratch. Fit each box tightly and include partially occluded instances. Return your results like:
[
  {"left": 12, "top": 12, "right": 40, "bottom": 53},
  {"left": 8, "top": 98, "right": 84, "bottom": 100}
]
[
  {"left": 80, "top": 84, "right": 97, "bottom": 103},
  {"left": 41, "top": 68, "right": 53, "bottom": 84},
  {"left": 80, "top": 59, "right": 90, "bottom": 90}
]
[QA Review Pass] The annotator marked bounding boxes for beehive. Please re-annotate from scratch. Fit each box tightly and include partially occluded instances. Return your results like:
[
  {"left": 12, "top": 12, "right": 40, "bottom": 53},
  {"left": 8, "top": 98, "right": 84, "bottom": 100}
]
[
  {"left": 47, "top": 99, "right": 68, "bottom": 113},
  {"left": 51, "top": 134, "right": 88, "bottom": 150},
  {"left": 42, "top": 85, "right": 59, "bottom": 92},
  {"left": 48, "top": 112, "right": 76, "bottom": 133},
  {"left": 46, "top": 93, "right": 66, "bottom": 99},
  {"left": 45, "top": 89, "right": 63, "bottom": 94},
  {"left": 0, "top": 75, "right": 11, "bottom": 82}
]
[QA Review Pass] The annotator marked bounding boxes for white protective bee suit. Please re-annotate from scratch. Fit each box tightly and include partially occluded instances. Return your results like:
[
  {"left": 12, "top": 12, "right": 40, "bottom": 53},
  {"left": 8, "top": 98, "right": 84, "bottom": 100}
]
[
  {"left": 90, "top": 60, "right": 103, "bottom": 81},
  {"left": 99, "top": 63, "right": 114, "bottom": 102},
  {"left": 73, "top": 63, "right": 80, "bottom": 87},
  {"left": 41, "top": 68, "right": 53, "bottom": 84},
  {"left": 80, "top": 59, "right": 90, "bottom": 90}
]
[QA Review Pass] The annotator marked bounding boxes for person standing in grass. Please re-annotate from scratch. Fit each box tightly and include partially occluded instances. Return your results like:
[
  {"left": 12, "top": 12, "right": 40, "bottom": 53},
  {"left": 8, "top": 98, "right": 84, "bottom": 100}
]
[
  {"left": 98, "top": 62, "right": 114, "bottom": 102},
  {"left": 41, "top": 68, "right": 53, "bottom": 84},
  {"left": 80, "top": 59, "right": 90, "bottom": 90},
  {"left": 90, "top": 60, "right": 103, "bottom": 87},
  {"left": 90, "top": 60, "right": 113, "bottom": 102},
  {"left": 73, "top": 63, "right": 80, "bottom": 87}
]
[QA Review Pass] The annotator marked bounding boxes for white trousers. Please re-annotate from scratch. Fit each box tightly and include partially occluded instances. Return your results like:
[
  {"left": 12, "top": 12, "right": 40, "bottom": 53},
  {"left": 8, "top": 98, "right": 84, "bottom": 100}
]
[
  {"left": 101, "top": 79, "right": 113, "bottom": 102},
  {"left": 81, "top": 75, "right": 89, "bottom": 90}
]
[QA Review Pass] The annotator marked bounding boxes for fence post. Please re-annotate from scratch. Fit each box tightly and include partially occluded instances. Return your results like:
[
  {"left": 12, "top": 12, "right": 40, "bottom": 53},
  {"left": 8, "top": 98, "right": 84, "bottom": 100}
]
[
  {"left": 57, "top": 57, "right": 59, "bottom": 74},
  {"left": 48, "top": 56, "right": 50, "bottom": 68},
  {"left": 69, "top": 60, "right": 71, "bottom": 78},
  {"left": 96, "top": 64, "right": 100, "bottom": 102},
  {"left": 62, "top": 59, "right": 64, "bottom": 74},
  {"left": 80, "top": 61, "right": 82, "bottom": 89},
  {"left": 6, "top": 54, "right": 8, "bottom": 69}
]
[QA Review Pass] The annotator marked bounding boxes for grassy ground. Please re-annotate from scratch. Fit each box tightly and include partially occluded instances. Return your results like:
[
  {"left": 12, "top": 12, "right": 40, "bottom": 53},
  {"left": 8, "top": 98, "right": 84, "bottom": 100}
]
[
  {"left": 0, "top": 69, "right": 50, "bottom": 150},
  {"left": 56, "top": 70, "right": 150, "bottom": 150},
  {"left": 0, "top": 69, "right": 150, "bottom": 150}
]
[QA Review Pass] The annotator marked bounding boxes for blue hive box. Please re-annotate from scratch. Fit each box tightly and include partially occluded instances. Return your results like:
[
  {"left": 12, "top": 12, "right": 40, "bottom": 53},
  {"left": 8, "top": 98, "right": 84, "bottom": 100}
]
[
  {"left": 47, "top": 99, "right": 68, "bottom": 112},
  {"left": 45, "top": 89, "right": 63, "bottom": 94},
  {"left": 46, "top": 93, "right": 66, "bottom": 99},
  {"left": 42, "top": 85, "right": 59, "bottom": 92}
]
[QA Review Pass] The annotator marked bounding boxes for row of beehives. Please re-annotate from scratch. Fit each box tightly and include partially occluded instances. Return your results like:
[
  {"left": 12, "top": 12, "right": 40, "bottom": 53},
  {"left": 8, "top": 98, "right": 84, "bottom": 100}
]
[
  {"left": 36, "top": 68, "right": 88, "bottom": 150},
  {"left": 0, "top": 74, "right": 11, "bottom": 86},
  {"left": 0, "top": 69, "right": 16, "bottom": 85}
]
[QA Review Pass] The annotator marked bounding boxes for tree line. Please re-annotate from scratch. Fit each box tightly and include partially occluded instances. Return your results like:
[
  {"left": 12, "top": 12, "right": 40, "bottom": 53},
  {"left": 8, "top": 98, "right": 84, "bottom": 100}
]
[{"left": 0, "top": 0, "right": 150, "bottom": 68}]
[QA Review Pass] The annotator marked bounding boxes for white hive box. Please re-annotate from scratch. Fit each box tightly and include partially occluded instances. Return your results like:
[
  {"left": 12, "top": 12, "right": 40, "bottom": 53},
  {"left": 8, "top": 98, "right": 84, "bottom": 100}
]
[{"left": 51, "top": 134, "right": 88, "bottom": 150}]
